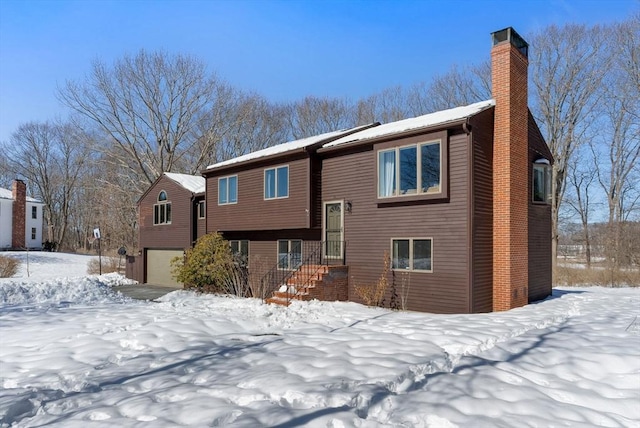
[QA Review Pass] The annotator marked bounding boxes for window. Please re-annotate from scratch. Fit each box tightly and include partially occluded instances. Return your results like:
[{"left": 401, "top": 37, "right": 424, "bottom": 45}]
[
  {"left": 391, "top": 238, "right": 433, "bottom": 272},
  {"left": 533, "top": 159, "right": 551, "bottom": 203},
  {"left": 265, "top": 166, "right": 289, "bottom": 199},
  {"left": 218, "top": 175, "right": 238, "bottom": 205},
  {"left": 153, "top": 191, "right": 172, "bottom": 225},
  {"left": 378, "top": 141, "right": 441, "bottom": 198},
  {"left": 278, "top": 239, "right": 302, "bottom": 270},
  {"left": 230, "top": 240, "right": 249, "bottom": 262},
  {"left": 31, "top": 227, "right": 36, "bottom": 240},
  {"left": 198, "top": 201, "right": 205, "bottom": 219},
  {"left": 32, "top": 206, "right": 37, "bottom": 219}
]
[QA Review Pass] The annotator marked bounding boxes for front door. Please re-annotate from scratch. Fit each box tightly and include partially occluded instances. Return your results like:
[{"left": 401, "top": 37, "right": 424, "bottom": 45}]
[{"left": 324, "top": 201, "right": 343, "bottom": 260}]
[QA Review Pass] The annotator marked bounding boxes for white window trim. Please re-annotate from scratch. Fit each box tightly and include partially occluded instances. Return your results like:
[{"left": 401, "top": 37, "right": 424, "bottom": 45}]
[
  {"left": 198, "top": 201, "right": 206, "bottom": 219},
  {"left": 277, "top": 239, "right": 303, "bottom": 270},
  {"left": 532, "top": 160, "right": 552, "bottom": 204},
  {"left": 153, "top": 190, "right": 171, "bottom": 225},
  {"left": 377, "top": 139, "right": 442, "bottom": 199},
  {"left": 390, "top": 237, "right": 434, "bottom": 273},
  {"left": 264, "top": 165, "right": 290, "bottom": 200},
  {"left": 218, "top": 175, "right": 238, "bottom": 205},
  {"left": 229, "top": 240, "right": 250, "bottom": 259}
]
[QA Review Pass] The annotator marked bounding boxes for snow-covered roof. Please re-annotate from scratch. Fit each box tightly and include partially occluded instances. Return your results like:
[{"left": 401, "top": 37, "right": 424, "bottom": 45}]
[
  {"left": 206, "top": 125, "right": 375, "bottom": 171},
  {"left": 322, "top": 99, "right": 496, "bottom": 149},
  {"left": 163, "top": 173, "right": 205, "bottom": 194},
  {"left": 0, "top": 187, "right": 43, "bottom": 203}
]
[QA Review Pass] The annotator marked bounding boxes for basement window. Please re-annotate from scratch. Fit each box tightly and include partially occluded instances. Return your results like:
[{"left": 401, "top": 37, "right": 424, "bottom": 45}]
[
  {"left": 230, "top": 240, "right": 249, "bottom": 264},
  {"left": 278, "top": 239, "right": 302, "bottom": 270},
  {"left": 533, "top": 159, "right": 551, "bottom": 204},
  {"left": 153, "top": 190, "right": 172, "bottom": 225},
  {"left": 391, "top": 238, "right": 433, "bottom": 272}
]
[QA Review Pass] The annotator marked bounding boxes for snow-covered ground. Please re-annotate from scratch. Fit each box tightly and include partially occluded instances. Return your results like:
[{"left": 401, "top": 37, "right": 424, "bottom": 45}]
[{"left": 0, "top": 252, "right": 638, "bottom": 427}]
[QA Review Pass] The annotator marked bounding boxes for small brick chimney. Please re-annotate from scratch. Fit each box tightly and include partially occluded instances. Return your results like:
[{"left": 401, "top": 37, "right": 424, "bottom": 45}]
[
  {"left": 11, "top": 179, "right": 26, "bottom": 249},
  {"left": 491, "top": 27, "right": 529, "bottom": 311}
]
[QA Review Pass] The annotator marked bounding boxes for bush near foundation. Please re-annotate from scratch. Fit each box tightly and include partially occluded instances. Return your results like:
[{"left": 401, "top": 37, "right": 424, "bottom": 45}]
[{"left": 171, "top": 233, "right": 250, "bottom": 296}]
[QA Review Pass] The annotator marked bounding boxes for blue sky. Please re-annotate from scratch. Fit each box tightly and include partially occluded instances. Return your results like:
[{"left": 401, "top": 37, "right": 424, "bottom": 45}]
[{"left": 0, "top": 0, "right": 637, "bottom": 143}]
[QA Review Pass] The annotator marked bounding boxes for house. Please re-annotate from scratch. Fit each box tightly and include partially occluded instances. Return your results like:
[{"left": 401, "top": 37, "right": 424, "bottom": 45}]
[
  {"left": 126, "top": 172, "right": 206, "bottom": 287},
  {"left": 0, "top": 179, "right": 45, "bottom": 250},
  {"left": 129, "top": 27, "right": 553, "bottom": 313}
]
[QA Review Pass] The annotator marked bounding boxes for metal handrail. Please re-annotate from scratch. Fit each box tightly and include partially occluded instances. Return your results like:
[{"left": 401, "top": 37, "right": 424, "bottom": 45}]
[{"left": 260, "top": 240, "right": 346, "bottom": 305}]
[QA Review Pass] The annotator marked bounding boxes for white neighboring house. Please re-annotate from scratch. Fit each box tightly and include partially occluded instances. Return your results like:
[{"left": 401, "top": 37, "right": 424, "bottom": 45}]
[{"left": 0, "top": 180, "right": 45, "bottom": 250}]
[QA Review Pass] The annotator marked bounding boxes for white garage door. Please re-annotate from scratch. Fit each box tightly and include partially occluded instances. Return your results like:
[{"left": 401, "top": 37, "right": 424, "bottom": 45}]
[{"left": 146, "top": 249, "right": 183, "bottom": 287}]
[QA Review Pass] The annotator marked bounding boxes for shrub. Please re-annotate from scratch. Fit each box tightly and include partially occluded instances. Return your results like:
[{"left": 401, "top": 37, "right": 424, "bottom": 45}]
[
  {"left": 354, "top": 251, "right": 390, "bottom": 307},
  {"left": 171, "top": 233, "right": 251, "bottom": 296},
  {"left": 87, "top": 256, "right": 122, "bottom": 275},
  {"left": 556, "top": 264, "right": 640, "bottom": 287},
  {"left": 0, "top": 255, "right": 20, "bottom": 278}
]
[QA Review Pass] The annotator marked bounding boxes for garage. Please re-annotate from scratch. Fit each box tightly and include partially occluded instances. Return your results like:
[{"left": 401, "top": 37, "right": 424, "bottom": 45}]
[{"left": 146, "top": 249, "right": 184, "bottom": 287}]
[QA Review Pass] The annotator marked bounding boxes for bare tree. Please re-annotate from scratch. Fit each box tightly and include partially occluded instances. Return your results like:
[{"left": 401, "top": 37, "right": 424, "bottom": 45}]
[
  {"left": 285, "top": 96, "right": 356, "bottom": 139},
  {"left": 565, "top": 152, "right": 597, "bottom": 267},
  {"left": 207, "top": 93, "right": 289, "bottom": 164},
  {"left": 2, "top": 121, "right": 92, "bottom": 249},
  {"left": 58, "top": 50, "right": 228, "bottom": 192},
  {"left": 529, "top": 24, "right": 606, "bottom": 275},
  {"left": 591, "top": 18, "right": 640, "bottom": 274},
  {"left": 407, "top": 61, "right": 491, "bottom": 114},
  {"left": 356, "top": 86, "right": 412, "bottom": 125}
]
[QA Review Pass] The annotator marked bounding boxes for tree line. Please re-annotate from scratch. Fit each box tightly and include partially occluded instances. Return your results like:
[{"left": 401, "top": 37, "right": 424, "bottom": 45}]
[{"left": 1, "top": 14, "right": 638, "bottom": 281}]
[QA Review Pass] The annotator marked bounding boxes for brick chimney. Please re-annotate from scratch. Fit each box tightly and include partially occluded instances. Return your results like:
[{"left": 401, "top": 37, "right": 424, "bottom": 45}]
[
  {"left": 11, "top": 179, "right": 26, "bottom": 249},
  {"left": 491, "top": 27, "right": 529, "bottom": 311}
]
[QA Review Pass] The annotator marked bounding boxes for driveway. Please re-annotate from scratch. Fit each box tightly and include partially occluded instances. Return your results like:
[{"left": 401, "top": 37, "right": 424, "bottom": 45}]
[{"left": 115, "top": 284, "right": 181, "bottom": 301}]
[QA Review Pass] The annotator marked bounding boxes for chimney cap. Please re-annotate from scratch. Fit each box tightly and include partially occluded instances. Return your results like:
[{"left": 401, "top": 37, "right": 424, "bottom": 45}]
[{"left": 491, "top": 27, "right": 528, "bottom": 58}]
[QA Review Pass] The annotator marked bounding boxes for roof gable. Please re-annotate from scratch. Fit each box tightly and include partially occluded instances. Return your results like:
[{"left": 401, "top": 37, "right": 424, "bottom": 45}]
[
  {"left": 163, "top": 172, "right": 205, "bottom": 194},
  {"left": 322, "top": 100, "right": 496, "bottom": 149},
  {"left": 137, "top": 172, "right": 205, "bottom": 204}
]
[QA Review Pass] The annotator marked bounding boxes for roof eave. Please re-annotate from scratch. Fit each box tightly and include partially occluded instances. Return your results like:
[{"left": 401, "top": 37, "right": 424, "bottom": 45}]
[
  {"left": 202, "top": 122, "right": 381, "bottom": 176},
  {"left": 317, "top": 118, "right": 470, "bottom": 154}
]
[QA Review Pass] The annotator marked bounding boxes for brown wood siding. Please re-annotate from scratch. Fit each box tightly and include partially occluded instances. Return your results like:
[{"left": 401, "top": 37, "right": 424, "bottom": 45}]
[
  {"left": 322, "top": 130, "right": 471, "bottom": 314},
  {"left": 470, "top": 109, "right": 495, "bottom": 313},
  {"left": 310, "top": 157, "right": 323, "bottom": 229},
  {"left": 528, "top": 114, "right": 553, "bottom": 301},
  {"left": 138, "top": 176, "right": 194, "bottom": 250},
  {"left": 206, "top": 155, "right": 311, "bottom": 232},
  {"left": 196, "top": 196, "right": 206, "bottom": 240},
  {"left": 220, "top": 230, "right": 322, "bottom": 292}
]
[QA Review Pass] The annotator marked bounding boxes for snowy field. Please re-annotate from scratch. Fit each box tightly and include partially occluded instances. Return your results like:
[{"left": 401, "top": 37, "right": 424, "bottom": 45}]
[{"left": 0, "top": 252, "right": 639, "bottom": 427}]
